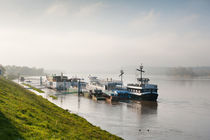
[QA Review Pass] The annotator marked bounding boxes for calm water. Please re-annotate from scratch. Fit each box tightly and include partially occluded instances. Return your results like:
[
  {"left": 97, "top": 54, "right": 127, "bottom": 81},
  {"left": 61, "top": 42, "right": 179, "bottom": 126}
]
[{"left": 27, "top": 75, "right": 210, "bottom": 140}]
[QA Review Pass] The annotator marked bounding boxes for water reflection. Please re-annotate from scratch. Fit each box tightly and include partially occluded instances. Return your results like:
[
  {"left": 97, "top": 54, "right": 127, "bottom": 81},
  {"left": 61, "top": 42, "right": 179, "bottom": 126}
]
[
  {"left": 78, "top": 95, "right": 81, "bottom": 112},
  {"left": 132, "top": 101, "right": 157, "bottom": 115},
  {"left": 110, "top": 100, "right": 158, "bottom": 115},
  {"left": 52, "top": 91, "right": 158, "bottom": 117},
  {"left": 59, "top": 94, "right": 64, "bottom": 105}
]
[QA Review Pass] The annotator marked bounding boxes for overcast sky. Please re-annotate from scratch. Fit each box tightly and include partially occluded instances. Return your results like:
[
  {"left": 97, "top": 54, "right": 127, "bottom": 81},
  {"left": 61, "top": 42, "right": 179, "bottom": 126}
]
[{"left": 0, "top": 0, "right": 210, "bottom": 72}]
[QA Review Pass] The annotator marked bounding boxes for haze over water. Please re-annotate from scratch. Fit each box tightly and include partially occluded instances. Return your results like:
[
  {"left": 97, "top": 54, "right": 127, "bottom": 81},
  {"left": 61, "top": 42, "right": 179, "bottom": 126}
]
[
  {"left": 29, "top": 75, "right": 210, "bottom": 140},
  {"left": 1, "top": 0, "right": 210, "bottom": 71}
]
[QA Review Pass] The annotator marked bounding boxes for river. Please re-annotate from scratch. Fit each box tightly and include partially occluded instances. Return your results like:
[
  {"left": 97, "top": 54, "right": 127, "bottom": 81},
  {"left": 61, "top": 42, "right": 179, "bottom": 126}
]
[{"left": 25, "top": 75, "right": 210, "bottom": 140}]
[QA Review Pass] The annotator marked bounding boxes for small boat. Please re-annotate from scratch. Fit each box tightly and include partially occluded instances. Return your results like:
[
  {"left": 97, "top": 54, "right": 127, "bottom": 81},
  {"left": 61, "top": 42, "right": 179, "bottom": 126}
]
[
  {"left": 86, "top": 76, "right": 121, "bottom": 101},
  {"left": 90, "top": 90, "right": 106, "bottom": 100},
  {"left": 127, "top": 64, "right": 158, "bottom": 101},
  {"left": 105, "top": 70, "right": 132, "bottom": 101},
  {"left": 87, "top": 73, "right": 131, "bottom": 102},
  {"left": 86, "top": 76, "right": 108, "bottom": 100},
  {"left": 105, "top": 89, "right": 131, "bottom": 102}
]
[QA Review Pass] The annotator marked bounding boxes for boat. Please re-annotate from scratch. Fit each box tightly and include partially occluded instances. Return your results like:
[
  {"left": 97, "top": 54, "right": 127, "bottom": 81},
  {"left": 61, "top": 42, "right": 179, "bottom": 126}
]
[
  {"left": 86, "top": 76, "right": 108, "bottom": 100},
  {"left": 105, "top": 88, "right": 131, "bottom": 102},
  {"left": 87, "top": 75, "right": 131, "bottom": 101},
  {"left": 104, "top": 70, "right": 132, "bottom": 102},
  {"left": 45, "top": 73, "right": 71, "bottom": 90},
  {"left": 45, "top": 73, "right": 86, "bottom": 93},
  {"left": 127, "top": 65, "right": 158, "bottom": 101}
]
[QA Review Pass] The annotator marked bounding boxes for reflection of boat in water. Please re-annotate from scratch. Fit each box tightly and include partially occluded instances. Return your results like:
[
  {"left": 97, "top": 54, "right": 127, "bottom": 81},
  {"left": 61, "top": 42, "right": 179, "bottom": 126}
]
[
  {"left": 126, "top": 101, "right": 158, "bottom": 114},
  {"left": 127, "top": 65, "right": 158, "bottom": 101}
]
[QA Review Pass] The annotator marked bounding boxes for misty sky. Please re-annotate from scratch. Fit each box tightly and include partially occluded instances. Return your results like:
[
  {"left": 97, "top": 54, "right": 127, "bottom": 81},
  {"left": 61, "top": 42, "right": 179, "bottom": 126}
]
[{"left": 0, "top": 0, "right": 210, "bottom": 72}]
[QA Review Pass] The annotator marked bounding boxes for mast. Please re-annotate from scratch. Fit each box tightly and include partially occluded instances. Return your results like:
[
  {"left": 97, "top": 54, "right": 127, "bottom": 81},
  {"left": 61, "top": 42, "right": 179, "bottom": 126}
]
[
  {"left": 119, "top": 69, "right": 124, "bottom": 88},
  {"left": 137, "top": 64, "right": 145, "bottom": 84}
]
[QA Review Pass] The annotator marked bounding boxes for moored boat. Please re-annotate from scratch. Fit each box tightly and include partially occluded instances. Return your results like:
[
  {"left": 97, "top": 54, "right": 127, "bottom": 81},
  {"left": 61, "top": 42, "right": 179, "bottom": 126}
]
[
  {"left": 45, "top": 73, "right": 86, "bottom": 93},
  {"left": 86, "top": 76, "right": 128, "bottom": 101},
  {"left": 86, "top": 76, "right": 109, "bottom": 100},
  {"left": 127, "top": 64, "right": 158, "bottom": 101}
]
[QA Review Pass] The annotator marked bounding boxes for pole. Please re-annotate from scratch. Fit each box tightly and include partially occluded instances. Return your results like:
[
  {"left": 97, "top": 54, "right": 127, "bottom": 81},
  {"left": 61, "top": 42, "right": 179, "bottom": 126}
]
[
  {"left": 140, "top": 64, "right": 144, "bottom": 84},
  {"left": 78, "top": 79, "right": 80, "bottom": 96},
  {"left": 140, "top": 66, "right": 142, "bottom": 83},
  {"left": 40, "top": 77, "right": 42, "bottom": 86},
  {"left": 120, "top": 70, "right": 124, "bottom": 88},
  {"left": 121, "top": 75, "right": 122, "bottom": 88},
  {"left": 64, "top": 80, "right": 66, "bottom": 91}
]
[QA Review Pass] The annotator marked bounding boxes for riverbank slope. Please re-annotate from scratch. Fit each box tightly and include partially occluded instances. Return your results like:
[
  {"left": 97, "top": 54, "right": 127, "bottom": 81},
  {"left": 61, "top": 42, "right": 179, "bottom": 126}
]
[{"left": 0, "top": 77, "right": 122, "bottom": 139}]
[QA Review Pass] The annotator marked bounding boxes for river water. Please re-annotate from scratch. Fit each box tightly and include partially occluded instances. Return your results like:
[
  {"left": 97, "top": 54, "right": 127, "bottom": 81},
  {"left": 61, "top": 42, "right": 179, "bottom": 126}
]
[{"left": 26, "top": 75, "right": 210, "bottom": 140}]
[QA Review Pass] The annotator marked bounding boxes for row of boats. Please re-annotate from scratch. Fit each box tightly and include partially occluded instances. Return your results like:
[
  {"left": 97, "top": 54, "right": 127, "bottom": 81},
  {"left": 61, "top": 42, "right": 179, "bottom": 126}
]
[{"left": 45, "top": 65, "right": 158, "bottom": 101}]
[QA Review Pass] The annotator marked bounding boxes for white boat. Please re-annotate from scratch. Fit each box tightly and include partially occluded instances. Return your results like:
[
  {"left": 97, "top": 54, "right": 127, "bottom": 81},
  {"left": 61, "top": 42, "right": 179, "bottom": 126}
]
[{"left": 45, "top": 73, "right": 86, "bottom": 92}]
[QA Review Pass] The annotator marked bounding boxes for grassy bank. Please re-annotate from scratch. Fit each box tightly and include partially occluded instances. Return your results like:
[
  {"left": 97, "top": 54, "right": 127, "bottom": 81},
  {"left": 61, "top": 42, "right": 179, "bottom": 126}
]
[
  {"left": 22, "top": 83, "right": 44, "bottom": 93},
  {"left": 0, "top": 77, "right": 122, "bottom": 140}
]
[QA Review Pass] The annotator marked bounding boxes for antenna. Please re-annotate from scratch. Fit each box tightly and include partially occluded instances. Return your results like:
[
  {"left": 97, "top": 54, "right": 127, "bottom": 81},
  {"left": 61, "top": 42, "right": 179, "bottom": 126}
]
[{"left": 119, "top": 69, "right": 124, "bottom": 88}]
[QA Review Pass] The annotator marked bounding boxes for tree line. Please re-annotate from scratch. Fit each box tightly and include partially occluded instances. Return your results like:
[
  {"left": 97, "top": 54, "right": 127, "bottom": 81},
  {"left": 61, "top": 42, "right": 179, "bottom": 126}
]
[{"left": 0, "top": 64, "right": 45, "bottom": 79}]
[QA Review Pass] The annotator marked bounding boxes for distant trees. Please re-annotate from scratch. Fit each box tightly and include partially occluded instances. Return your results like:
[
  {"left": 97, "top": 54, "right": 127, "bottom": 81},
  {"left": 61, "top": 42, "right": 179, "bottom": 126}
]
[
  {"left": 167, "top": 67, "right": 210, "bottom": 77},
  {"left": 5, "top": 65, "right": 45, "bottom": 76},
  {"left": 0, "top": 64, "right": 6, "bottom": 76},
  {"left": 3, "top": 65, "right": 45, "bottom": 80},
  {"left": 136, "top": 66, "right": 210, "bottom": 77}
]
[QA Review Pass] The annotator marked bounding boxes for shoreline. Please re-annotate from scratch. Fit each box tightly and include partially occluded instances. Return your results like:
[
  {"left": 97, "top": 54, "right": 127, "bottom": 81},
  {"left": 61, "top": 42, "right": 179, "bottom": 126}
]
[{"left": 0, "top": 77, "right": 122, "bottom": 139}]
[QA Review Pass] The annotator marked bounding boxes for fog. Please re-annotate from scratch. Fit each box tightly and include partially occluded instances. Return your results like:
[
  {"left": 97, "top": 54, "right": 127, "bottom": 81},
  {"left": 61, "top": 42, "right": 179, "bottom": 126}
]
[{"left": 0, "top": 0, "right": 210, "bottom": 73}]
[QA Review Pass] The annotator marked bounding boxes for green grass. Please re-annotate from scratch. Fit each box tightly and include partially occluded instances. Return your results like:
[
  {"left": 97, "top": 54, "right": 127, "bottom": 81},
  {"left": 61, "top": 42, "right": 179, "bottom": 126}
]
[
  {"left": 0, "top": 77, "right": 122, "bottom": 140},
  {"left": 22, "top": 83, "right": 44, "bottom": 93},
  {"left": 49, "top": 95, "right": 58, "bottom": 100}
]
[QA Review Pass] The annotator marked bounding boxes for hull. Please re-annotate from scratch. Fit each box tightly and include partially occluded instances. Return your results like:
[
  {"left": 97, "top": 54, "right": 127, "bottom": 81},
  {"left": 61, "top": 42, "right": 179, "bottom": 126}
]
[
  {"left": 92, "top": 95, "right": 106, "bottom": 100},
  {"left": 104, "top": 90, "right": 131, "bottom": 102},
  {"left": 106, "top": 94, "right": 158, "bottom": 102},
  {"left": 130, "top": 93, "right": 158, "bottom": 101},
  {"left": 89, "top": 90, "right": 107, "bottom": 101}
]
